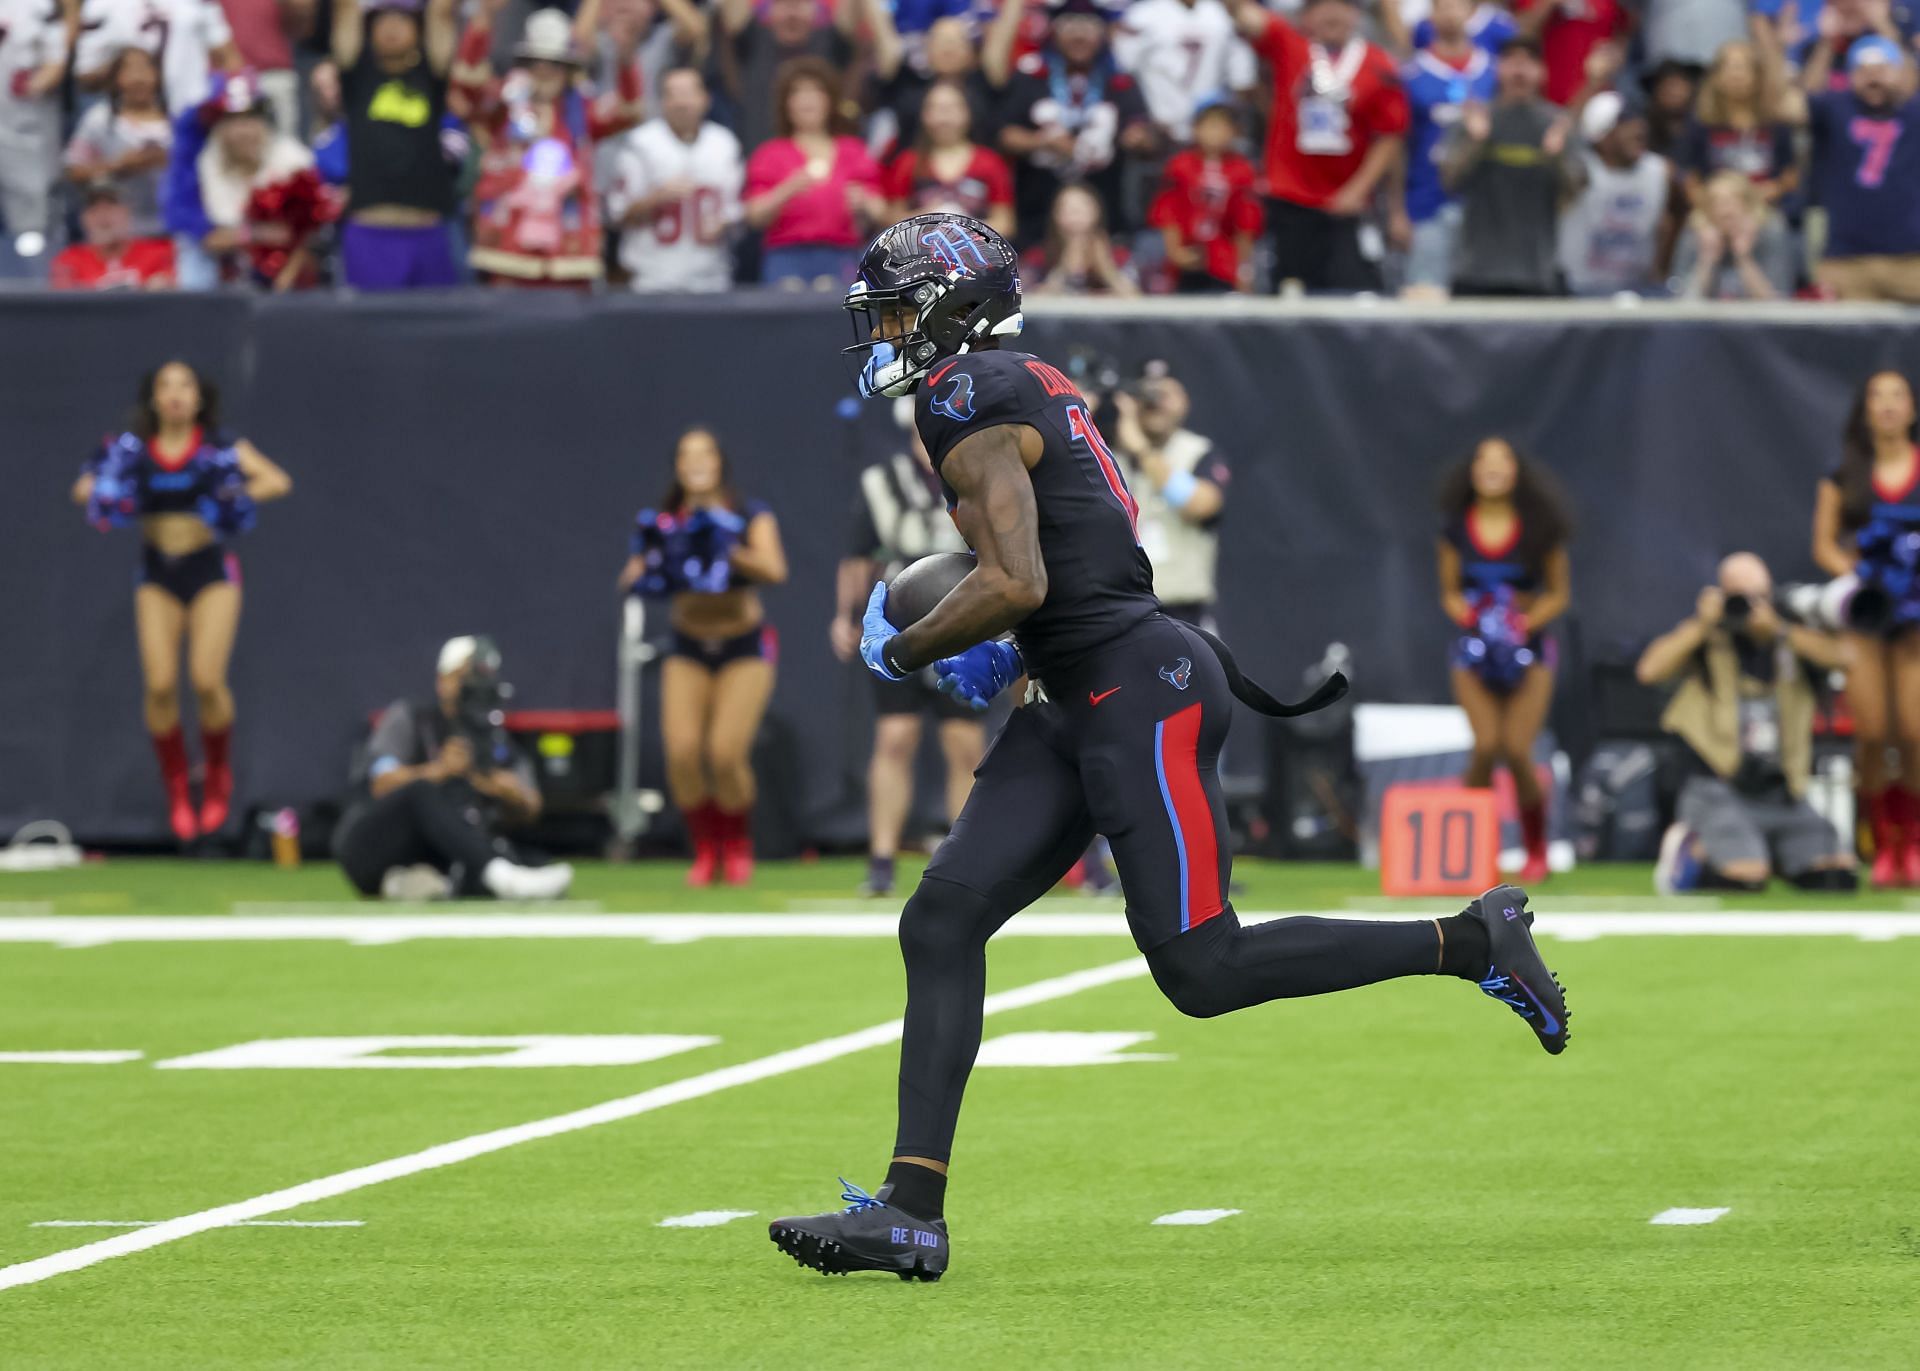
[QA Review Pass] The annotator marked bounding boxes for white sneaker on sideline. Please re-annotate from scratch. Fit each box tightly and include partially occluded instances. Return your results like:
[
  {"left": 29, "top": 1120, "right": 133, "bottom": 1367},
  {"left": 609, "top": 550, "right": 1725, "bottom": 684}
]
[
  {"left": 380, "top": 864, "right": 454, "bottom": 902},
  {"left": 481, "top": 857, "right": 574, "bottom": 901}
]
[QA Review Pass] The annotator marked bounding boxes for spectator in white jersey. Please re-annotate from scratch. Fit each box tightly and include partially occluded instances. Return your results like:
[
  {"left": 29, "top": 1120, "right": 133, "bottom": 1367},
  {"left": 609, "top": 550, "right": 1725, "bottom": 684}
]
[
  {"left": 0, "top": 0, "right": 66, "bottom": 272},
  {"left": 832, "top": 400, "right": 984, "bottom": 899},
  {"left": 77, "top": 0, "right": 241, "bottom": 115},
  {"left": 610, "top": 66, "right": 743, "bottom": 290},
  {"left": 1113, "top": 0, "right": 1255, "bottom": 142},
  {"left": 1558, "top": 91, "right": 1674, "bottom": 296}
]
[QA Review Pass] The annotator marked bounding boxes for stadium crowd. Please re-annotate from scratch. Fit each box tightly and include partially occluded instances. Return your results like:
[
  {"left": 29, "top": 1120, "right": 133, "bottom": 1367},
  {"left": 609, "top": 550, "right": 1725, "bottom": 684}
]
[{"left": 2, "top": 0, "right": 1917, "bottom": 296}]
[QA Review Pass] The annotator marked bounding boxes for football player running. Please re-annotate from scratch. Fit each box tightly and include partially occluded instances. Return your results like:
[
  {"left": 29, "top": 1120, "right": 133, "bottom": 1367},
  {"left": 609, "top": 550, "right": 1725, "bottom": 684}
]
[{"left": 769, "top": 213, "right": 1570, "bottom": 1282}]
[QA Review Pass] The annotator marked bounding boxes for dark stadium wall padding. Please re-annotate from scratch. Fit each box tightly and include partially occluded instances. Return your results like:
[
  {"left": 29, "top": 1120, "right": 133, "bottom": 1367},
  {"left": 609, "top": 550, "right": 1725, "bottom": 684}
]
[{"left": 6, "top": 294, "right": 1918, "bottom": 844}]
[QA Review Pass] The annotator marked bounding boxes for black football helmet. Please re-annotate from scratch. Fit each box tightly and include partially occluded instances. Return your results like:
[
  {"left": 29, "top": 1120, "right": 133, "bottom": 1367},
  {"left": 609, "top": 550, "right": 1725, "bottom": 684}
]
[{"left": 844, "top": 213, "right": 1023, "bottom": 399}]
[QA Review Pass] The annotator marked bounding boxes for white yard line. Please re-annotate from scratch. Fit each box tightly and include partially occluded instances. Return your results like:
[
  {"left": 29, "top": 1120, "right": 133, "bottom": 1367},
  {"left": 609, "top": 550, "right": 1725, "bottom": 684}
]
[
  {"left": 0, "top": 956, "right": 1149, "bottom": 1295},
  {"left": 1, "top": 910, "right": 1917, "bottom": 947},
  {"left": 0, "top": 1051, "right": 143, "bottom": 1065},
  {"left": 1152, "top": 1209, "right": 1242, "bottom": 1226},
  {"left": 32, "top": 1220, "right": 363, "bottom": 1229}
]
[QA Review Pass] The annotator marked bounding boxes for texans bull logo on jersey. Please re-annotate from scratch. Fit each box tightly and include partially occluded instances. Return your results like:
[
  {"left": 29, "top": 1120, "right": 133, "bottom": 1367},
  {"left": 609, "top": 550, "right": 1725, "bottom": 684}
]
[
  {"left": 929, "top": 371, "right": 976, "bottom": 422},
  {"left": 1159, "top": 656, "right": 1193, "bottom": 690}
]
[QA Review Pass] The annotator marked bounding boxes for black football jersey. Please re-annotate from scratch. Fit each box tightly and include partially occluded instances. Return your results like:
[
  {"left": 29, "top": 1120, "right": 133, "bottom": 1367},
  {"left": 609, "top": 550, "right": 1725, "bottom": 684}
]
[{"left": 914, "top": 348, "right": 1159, "bottom": 675}]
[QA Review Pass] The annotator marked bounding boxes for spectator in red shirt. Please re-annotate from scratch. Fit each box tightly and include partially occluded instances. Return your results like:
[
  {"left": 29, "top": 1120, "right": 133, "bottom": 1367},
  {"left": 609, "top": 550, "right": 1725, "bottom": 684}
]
[
  {"left": 1233, "top": 0, "right": 1409, "bottom": 292},
  {"left": 1147, "top": 97, "right": 1264, "bottom": 291},
  {"left": 52, "top": 183, "right": 178, "bottom": 289},
  {"left": 882, "top": 79, "right": 1016, "bottom": 235},
  {"left": 458, "top": 2, "right": 645, "bottom": 288},
  {"left": 1513, "top": 0, "right": 1631, "bottom": 106},
  {"left": 744, "top": 55, "right": 885, "bottom": 287},
  {"left": 221, "top": 0, "right": 304, "bottom": 132}
]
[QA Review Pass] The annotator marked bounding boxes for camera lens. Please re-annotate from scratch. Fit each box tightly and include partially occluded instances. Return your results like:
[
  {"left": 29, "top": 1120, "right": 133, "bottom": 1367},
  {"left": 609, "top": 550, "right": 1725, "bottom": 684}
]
[{"left": 1722, "top": 594, "right": 1752, "bottom": 621}]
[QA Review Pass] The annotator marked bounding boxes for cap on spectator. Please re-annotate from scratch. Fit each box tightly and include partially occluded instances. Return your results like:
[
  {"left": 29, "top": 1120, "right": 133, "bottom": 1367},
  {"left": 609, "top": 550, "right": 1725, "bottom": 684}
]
[
  {"left": 1850, "top": 35, "right": 1904, "bottom": 71},
  {"left": 81, "top": 179, "right": 124, "bottom": 205},
  {"left": 439, "top": 636, "right": 483, "bottom": 676},
  {"left": 515, "top": 8, "right": 584, "bottom": 64},
  {"left": 201, "top": 71, "right": 273, "bottom": 125},
  {"left": 366, "top": 0, "right": 425, "bottom": 11},
  {"left": 1497, "top": 34, "right": 1542, "bottom": 58},
  {"left": 1580, "top": 90, "right": 1627, "bottom": 143},
  {"left": 1047, "top": 0, "right": 1116, "bottom": 21},
  {"left": 1192, "top": 94, "right": 1240, "bottom": 124}
]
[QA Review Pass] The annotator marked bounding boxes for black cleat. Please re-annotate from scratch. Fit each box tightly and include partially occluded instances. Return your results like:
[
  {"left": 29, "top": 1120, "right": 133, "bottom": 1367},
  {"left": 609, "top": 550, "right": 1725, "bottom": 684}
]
[
  {"left": 768, "top": 1180, "right": 948, "bottom": 1281},
  {"left": 1463, "top": 884, "right": 1571, "bottom": 1055}
]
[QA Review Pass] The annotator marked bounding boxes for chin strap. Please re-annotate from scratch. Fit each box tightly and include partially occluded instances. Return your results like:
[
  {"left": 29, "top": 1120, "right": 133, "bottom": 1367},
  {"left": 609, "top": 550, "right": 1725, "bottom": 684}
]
[{"left": 1191, "top": 626, "right": 1348, "bottom": 718}]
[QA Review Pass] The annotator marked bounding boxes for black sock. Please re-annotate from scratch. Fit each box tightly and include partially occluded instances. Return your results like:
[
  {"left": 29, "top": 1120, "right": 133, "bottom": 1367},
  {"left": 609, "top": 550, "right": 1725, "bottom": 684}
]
[
  {"left": 883, "top": 1159, "right": 946, "bottom": 1220},
  {"left": 868, "top": 854, "right": 895, "bottom": 887},
  {"left": 1434, "top": 914, "right": 1491, "bottom": 979}
]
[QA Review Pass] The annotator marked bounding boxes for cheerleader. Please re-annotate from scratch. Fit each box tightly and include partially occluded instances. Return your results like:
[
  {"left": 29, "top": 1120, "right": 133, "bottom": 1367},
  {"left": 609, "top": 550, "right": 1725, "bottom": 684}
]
[
  {"left": 1436, "top": 437, "right": 1573, "bottom": 884},
  {"left": 1812, "top": 370, "right": 1920, "bottom": 887},
  {"left": 70, "top": 361, "right": 292, "bottom": 843},
  {"left": 620, "top": 428, "right": 787, "bottom": 886}
]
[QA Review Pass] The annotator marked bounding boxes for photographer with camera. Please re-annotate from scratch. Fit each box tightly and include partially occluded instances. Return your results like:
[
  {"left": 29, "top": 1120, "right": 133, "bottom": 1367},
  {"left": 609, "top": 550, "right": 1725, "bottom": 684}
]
[
  {"left": 1812, "top": 370, "right": 1920, "bottom": 888},
  {"left": 1107, "top": 366, "right": 1229, "bottom": 626},
  {"left": 1638, "top": 554, "right": 1856, "bottom": 894},
  {"left": 333, "top": 635, "right": 574, "bottom": 901}
]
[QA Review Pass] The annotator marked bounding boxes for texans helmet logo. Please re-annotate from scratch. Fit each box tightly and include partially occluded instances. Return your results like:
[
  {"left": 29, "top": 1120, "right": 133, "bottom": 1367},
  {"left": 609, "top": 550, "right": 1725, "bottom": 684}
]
[
  {"left": 930, "top": 372, "right": 976, "bottom": 422},
  {"left": 1159, "top": 656, "right": 1193, "bottom": 690}
]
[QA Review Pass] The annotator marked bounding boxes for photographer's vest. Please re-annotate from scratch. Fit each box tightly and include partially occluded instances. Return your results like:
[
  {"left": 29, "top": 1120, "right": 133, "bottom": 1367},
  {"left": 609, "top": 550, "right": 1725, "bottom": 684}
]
[
  {"left": 860, "top": 453, "right": 967, "bottom": 578},
  {"left": 1660, "top": 633, "right": 1816, "bottom": 798},
  {"left": 1128, "top": 428, "right": 1219, "bottom": 608}
]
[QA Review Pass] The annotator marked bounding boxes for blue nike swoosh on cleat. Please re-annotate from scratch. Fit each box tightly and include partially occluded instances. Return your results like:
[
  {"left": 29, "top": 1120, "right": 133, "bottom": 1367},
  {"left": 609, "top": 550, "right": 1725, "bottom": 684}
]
[{"left": 1508, "top": 972, "right": 1559, "bottom": 1037}]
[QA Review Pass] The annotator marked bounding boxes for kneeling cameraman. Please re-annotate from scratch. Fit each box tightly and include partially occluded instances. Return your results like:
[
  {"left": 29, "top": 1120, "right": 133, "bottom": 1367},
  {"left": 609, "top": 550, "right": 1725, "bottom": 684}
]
[
  {"left": 334, "top": 636, "right": 573, "bottom": 901},
  {"left": 1637, "top": 554, "right": 1857, "bottom": 893}
]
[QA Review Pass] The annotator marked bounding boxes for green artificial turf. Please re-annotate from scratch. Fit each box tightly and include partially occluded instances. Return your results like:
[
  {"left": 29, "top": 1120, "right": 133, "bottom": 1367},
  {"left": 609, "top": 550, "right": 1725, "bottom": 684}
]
[{"left": 0, "top": 861, "right": 1914, "bottom": 1367}]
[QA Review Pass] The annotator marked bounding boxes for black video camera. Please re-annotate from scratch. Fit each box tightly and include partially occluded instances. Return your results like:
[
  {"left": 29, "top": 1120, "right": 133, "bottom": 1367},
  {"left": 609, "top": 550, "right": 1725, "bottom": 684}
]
[{"left": 452, "top": 636, "right": 514, "bottom": 768}]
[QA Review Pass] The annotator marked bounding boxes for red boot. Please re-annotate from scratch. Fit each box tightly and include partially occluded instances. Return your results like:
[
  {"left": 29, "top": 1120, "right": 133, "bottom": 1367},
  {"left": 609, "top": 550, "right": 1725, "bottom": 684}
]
[
  {"left": 1896, "top": 786, "right": 1920, "bottom": 888},
  {"left": 199, "top": 726, "right": 233, "bottom": 835},
  {"left": 152, "top": 728, "right": 198, "bottom": 844},
  {"left": 685, "top": 802, "right": 719, "bottom": 888},
  {"left": 719, "top": 807, "right": 754, "bottom": 886},
  {"left": 1868, "top": 789, "right": 1903, "bottom": 889},
  {"left": 1518, "top": 801, "right": 1550, "bottom": 885}
]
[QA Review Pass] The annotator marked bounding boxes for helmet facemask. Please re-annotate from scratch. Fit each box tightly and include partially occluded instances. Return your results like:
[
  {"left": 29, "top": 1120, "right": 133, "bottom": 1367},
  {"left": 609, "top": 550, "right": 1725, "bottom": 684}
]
[{"left": 844, "top": 273, "right": 1024, "bottom": 398}]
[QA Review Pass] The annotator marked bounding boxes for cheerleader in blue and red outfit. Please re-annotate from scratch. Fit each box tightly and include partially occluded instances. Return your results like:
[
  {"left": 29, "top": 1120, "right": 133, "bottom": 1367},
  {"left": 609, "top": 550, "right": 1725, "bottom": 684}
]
[
  {"left": 71, "top": 361, "right": 293, "bottom": 843},
  {"left": 1813, "top": 370, "right": 1920, "bottom": 888},
  {"left": 1436, "top": 437, "right": 1573, "bottom": 884},
  {"left": 619, "top": 428, "right": 787, "bottom": 886}
]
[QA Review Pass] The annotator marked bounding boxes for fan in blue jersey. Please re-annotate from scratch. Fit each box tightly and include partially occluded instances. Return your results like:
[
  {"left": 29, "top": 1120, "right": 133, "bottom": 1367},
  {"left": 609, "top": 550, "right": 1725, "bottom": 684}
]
[
  {"left": 1412, "top": 0, "right": 1516, "bottom": 54},
  {"left": 1401, "top": 0, "right": 1497, "bottom": 291},
  {"left": 70, "top": 361, "right": 293, "bottom": 845},
  {"left": 767, "top": 212, "right": 1572, "bottom": 1284}
]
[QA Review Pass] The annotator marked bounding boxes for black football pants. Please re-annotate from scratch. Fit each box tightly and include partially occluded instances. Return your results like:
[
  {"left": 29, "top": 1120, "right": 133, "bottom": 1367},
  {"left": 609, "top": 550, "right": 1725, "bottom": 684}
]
[{"left": 893, "top": 615, "right": 1445, "bottom": 1163}]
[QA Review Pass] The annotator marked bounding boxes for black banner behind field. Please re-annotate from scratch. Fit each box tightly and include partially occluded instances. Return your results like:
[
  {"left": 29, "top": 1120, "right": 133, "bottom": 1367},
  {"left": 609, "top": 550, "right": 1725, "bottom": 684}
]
[{"left": 5, "top": 294, "right": 1917, "bottom": 844}]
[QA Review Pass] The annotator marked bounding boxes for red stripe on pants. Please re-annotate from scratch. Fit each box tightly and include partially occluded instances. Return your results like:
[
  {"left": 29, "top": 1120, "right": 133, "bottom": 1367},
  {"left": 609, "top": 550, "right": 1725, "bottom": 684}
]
[{"left": 1160, "top": 701, "right": 1222, "bottom": 929}]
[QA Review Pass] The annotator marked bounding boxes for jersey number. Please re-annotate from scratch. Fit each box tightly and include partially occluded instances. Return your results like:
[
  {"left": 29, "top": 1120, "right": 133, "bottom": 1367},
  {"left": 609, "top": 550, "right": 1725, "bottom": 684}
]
[
  {"left": 653, "top": 187, "right": 727, "bottom": 245},
  {"left": 1065, "top": 403, "right": 1139, "bottom": 542},
  {"left": 1851, "top": 116, "right": 1902, "bottom": 189}
]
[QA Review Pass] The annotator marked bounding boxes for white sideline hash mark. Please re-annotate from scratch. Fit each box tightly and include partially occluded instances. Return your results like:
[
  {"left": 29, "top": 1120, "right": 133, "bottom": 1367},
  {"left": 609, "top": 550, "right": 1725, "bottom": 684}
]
[
  {"left": 975, "top": 1031, "right": 1172, "bottom": 1067},
  {"left": 657, "top": 1211, "right": 756, "bottom": 1228},
  {"left": 156, "top": 1035, "right": 719, "bottom": 1071},
  {"left": 1650, "top": 1208, "right": 1731, "bottom": 1226},
  {"left": 1152, "top": 1210, "right": 1243, "bottom": 1226},
  {"left": 34, "top": 1220, "right": 363, "bottom": 1229},
  {"left": 7, "top": 911, "right": 1920, "bottom": 947},
  {"left": 0, "top": 1051, "right": 143, "bottom": 1065},
  {"left": 0, "top": 956, "right": 1149, "bottom": 1294}
]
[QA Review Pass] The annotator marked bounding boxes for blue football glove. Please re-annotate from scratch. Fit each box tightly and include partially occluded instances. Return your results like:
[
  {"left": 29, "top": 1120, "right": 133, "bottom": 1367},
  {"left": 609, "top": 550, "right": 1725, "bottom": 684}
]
[
  {"left": 934, "top": 639, "right": 1024, "bottom": 712},
  {"left": 860, "top": 581, "right": 908, "bottom": 681}
]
